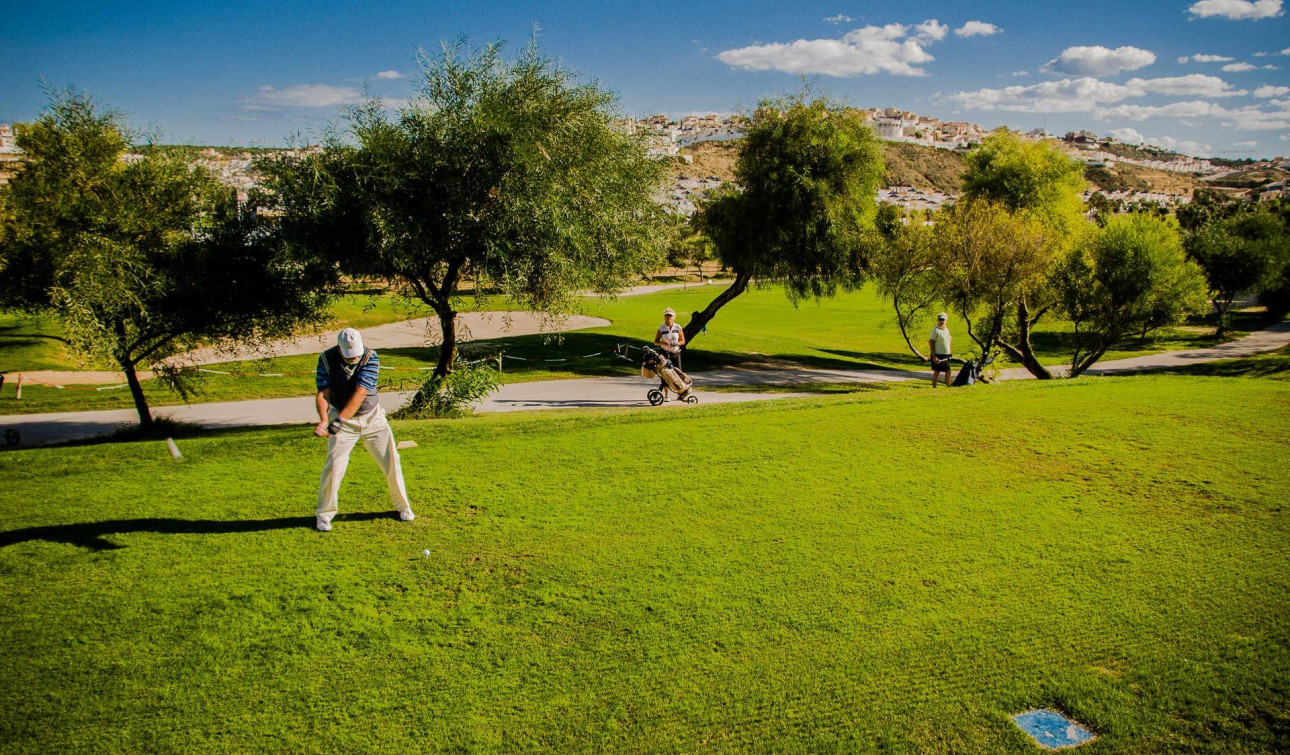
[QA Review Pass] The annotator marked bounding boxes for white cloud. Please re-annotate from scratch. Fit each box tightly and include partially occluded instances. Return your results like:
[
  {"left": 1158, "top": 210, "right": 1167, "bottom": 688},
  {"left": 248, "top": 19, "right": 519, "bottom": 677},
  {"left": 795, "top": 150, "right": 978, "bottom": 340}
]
[
  {"left": 1041, "top": 45, "right": 1156, "bottom": 76},
  {"left": 1281, "top": 48, "right": 1290, "bottom": 54},
  {"left": 1106, "top": 128, "right": 1214, "bottom": 155},
  {"left": 1262, "top": 64, "right": 1280, "bottom": 69},
  {"left": 716, "top": 22, "right": 940, "bottom": 77},
  {"left": 374, "top": 70, "right": 404, "bottom": 80},
  {"left": 1124, "top": 74, "right": 1246, "bottom": 96},
  {"left": 950, "top": 77, "right": 1139, "bottom": 112},
  {"left": 1012, "top": 70, "right": 1029, "bottom": 76},
  {"left": 1192, "top": 53, "right": 1236, "bottom": 62},
  {"left": 823, "top": 14, "right": 853, "bottom": 24},
  {"left": 1177, "top": 56, "right": 1190, "bottom": 63},
  {"left": 1146, "top": 135, "right": 1214, "bottom": 156},
  {"left": 1221, "top": 103, "right": 1290, "bottom": 129},
  {"left": 1187, "top": 0, "right": 1284, "bottom": 19},
  {"left": 245, "top": 83, "right": 363, "bottom": 108},
  {"left": 1108, "top": 127, "right": 1146, "bottom": 142},
  {"left": 949, "top": 75, "right": 1243, "bottom": 114},
  {"left": 1222, "top": 62, "right": 1258, "bottom": 71},
  {"left": 1282, "top": 134, "right": 1289, "bottom": 140},
  {"left": 1233, "top": 140, "right": 1259, "bottom": 146},
  {"left": 1254, "top": 85, "right": 1290, "bottom": 96},
  {"left": 915, "top": 19, "right": 948, "bottom": 41},
  {"left": 1097, "top": 100, "right": 1231, "bottom": 120},
  {"left": 955, "top": 21, "right": 1002, "bottom": 37},
  {"left": 1253, "top": 51, "right": 1269, "bottom": 56}
]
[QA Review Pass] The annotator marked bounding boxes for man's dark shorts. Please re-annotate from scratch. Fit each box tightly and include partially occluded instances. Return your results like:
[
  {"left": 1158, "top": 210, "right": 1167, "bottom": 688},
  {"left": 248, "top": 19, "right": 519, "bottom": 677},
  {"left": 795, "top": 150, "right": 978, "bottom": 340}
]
[{"left": 932, "top": 354, "right": 952, "bottom": 373}]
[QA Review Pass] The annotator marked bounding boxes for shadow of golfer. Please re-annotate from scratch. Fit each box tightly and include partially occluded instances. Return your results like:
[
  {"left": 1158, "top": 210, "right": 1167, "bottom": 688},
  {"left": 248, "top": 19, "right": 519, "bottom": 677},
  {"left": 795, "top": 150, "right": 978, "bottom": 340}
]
[{"left": 0, "top": 511, "right": 393, "bottom": 551}]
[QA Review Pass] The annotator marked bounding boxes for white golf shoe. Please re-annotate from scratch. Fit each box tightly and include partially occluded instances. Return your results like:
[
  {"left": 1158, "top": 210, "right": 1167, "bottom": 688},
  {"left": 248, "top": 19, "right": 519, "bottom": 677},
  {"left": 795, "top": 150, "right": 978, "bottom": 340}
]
[
  {"left": 399, "top": 509, "right": 415, "bottom": 522},
  {"left": 316, "top": 520, "right": 332, "bottom": 532}
]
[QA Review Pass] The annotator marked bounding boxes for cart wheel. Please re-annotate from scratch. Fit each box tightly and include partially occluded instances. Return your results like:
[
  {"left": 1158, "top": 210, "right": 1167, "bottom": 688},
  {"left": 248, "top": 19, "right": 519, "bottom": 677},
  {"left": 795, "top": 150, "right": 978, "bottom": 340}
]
[
  {"left": 685, "top": 395, "right": 699, "bottom": 404},
  {"left": 4, "top": 429, "right": 19, "bottom": 447},
  {"left": 647, "top": 389, "right": 665, "bottom": 406}
]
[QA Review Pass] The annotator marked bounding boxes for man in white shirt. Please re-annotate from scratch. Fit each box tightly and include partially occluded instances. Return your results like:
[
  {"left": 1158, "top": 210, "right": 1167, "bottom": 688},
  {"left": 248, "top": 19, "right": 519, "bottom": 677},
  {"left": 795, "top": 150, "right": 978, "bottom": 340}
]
[
  {"left": 928, "top": 312, "right": 953, "bottom": 388},
  {"left": 655, "top": 307, "right": 686, "bottom": 371}
]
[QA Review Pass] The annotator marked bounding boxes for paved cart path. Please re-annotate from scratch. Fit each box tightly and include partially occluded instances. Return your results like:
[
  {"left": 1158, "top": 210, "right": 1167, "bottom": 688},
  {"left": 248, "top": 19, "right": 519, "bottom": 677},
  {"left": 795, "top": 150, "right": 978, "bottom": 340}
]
[{"left": 2, "top": 321, "right": 1286, "bottom": 447}]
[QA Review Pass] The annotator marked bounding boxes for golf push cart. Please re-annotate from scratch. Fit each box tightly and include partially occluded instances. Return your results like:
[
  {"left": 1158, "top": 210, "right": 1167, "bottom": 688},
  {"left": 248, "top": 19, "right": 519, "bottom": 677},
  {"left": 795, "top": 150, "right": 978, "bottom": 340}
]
[{"left": 620, "top": 345, "right": 698, "bottom": 406}]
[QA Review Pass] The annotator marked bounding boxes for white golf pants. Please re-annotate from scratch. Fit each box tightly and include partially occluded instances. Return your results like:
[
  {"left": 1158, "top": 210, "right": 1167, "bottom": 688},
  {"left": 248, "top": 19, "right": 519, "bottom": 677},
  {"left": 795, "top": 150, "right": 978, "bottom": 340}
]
[{"left": 316, "top": 404, "right": 412, "bottom": 524}]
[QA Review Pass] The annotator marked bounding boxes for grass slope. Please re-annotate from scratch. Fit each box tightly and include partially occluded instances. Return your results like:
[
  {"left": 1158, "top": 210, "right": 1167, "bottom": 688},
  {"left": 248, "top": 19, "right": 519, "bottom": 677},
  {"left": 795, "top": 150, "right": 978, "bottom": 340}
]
[
  {"left": 1, "top": 376, "right": 1288, "bottom": 753},
  {"left": 2, "top": 285, "right": 1271, "bottom": 416}
]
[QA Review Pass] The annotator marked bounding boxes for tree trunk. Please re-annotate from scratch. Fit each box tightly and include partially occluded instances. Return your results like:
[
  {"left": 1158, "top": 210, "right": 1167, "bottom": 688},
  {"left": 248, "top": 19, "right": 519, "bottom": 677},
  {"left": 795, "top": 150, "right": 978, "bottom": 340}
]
[
  {"left": 434, "top": 306, "right": 458, "bottom": 377},
  {"left": 683, "top": 270, "right": 751, "bottom": 344},
  {"left": 120, "top": 356, "right": 155, "bottom": 434},
  {"left": 998, "top": 297, "right": 1052, "bottom": 380},
  {"left": 1214, "top": 294, "right": 1234, "bottom": 337},
  {"left": 893, "top": 293, "right": 929, "bottom": 362}
]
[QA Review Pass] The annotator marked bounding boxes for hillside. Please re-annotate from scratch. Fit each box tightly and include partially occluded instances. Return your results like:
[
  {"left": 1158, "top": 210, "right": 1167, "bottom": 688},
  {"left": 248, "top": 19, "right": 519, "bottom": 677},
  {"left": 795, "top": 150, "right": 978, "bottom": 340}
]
[
  {"left": 1085, "top": 163, "right": 1201, "bottom": 196},
  {"left": 675, "top": 140, "right": 738, "bottom": 181},
  {"left": 676, "top": 139, "right": 969, "bottom": 193},
  {"left": 882, "top": 142, "right": 967, "bottom": 193}
]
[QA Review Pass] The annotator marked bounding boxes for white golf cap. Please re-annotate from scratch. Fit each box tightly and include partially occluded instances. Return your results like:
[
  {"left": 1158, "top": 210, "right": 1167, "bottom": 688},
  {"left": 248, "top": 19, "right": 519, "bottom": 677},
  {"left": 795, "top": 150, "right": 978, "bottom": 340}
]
[
  {"left": 337, "top": 328, "right": 364, "bottom": 359},
  {"left": 937, "top": 312, "right": 948, "bottom": 321},
  {"left": 663, "top": 307, "right": 676, "bottom": 316}
]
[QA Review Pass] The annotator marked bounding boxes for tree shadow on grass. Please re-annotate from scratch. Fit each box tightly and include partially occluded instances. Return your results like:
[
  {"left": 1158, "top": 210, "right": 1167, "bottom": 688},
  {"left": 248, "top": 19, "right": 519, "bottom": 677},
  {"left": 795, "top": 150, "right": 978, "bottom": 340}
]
[{"left": 0, "top": 511, "right": 394, "bottom": 551}]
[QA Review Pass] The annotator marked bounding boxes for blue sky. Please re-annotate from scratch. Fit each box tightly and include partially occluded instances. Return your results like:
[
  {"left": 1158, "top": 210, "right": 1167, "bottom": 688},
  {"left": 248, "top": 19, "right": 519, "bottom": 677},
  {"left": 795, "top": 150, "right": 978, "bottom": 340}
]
[{"left": 2, "top": 0, "right": 1288, "bottom": 157}]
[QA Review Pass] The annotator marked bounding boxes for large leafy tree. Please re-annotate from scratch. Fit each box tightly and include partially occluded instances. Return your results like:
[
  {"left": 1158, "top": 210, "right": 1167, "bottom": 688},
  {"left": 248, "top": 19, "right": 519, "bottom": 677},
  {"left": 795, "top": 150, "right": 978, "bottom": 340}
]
[
  {"left": 961, "top": 131, "right": 1086, "bottom": 231},
  {"left": 685, "top": 97, "right": 884, "bottom": 343},
  {"left": 933, "top": 202, "right": 1058, "bottom": 377},
  {"left": 952, "top": 131, "right": 1090, "bottom": 378},
  {"left": 0, "top": 89, "right": 337, "bottom": 432},
  {"left": 1186, "top": 207, "right": 1288, "bottom": 335},
  {"left": 260, "top": 39, "right": 667, "bottom": 377},
  {"left": 1053, "top": 213, "right": 1208, "bottom": 376}
]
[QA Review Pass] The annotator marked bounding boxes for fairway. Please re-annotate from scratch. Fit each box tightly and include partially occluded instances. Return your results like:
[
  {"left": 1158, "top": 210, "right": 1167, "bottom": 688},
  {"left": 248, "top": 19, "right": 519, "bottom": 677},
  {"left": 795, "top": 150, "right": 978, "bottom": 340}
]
[
  {"left": 2, "top": 285, "right": 1265, "bottom": 415},
  {"left": 1, "top": 375, "right": 1287, "bottom": 753}
]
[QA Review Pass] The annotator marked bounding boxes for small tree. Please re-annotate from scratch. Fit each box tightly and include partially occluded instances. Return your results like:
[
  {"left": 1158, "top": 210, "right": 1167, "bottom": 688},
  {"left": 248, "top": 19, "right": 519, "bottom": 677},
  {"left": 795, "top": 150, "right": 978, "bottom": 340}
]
[
  {"left": 684, "top": 96, "right": 884, "bottom": 343},
  {"left": 954, "top": 131, "right": 1090, "bottom": 378},
  {"left": 933, "top": 201, "right": 1058, "bottom": 377},
  {"left": 869, "top": 207, "right": 939, "bottom": 361},
  {"left": 262, "top": 39, "right": 667, "bottom": 378},
  {"left": 1053, "top": 213, "right": 1208, "bottom": 376},
  {"left": 0, "top": 89, "right": 336, "bottom": 433},
  {"left": 1186, "top": 209, "right": 1285, "bottom": 335}
]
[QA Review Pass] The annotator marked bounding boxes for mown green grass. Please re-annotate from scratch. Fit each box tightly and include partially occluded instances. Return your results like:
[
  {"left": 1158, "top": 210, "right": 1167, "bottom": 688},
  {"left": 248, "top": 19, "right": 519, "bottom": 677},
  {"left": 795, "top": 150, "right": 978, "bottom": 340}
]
[
  {"left": 1, "top": 375, "right": 1287, "bottom": 753},
  {"left": 1, "top": 285, "right": 1275, "bottom": 415}
]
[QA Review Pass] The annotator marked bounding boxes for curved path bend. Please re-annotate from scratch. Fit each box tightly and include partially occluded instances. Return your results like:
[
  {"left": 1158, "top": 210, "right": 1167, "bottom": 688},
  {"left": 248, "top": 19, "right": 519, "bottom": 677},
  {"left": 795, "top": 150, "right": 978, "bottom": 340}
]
[{"left": 1, "top": 321, "right": 1286, "bottom": 448}]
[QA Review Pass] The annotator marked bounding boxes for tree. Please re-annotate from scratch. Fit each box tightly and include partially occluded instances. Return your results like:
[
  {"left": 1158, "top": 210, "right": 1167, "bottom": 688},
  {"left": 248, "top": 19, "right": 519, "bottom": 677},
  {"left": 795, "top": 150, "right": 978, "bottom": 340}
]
[
  {"left": 0, "top": 89, "right": 337, "bottom": 433},
  {"left": 954, "top": 131, "right": 1090, "bottom": 378},
  {"left": 662, "top": 213, "right": 715, "bottom": 281},
  {"left": 261, "top": 39, "right": 667, "bottom": 378},
  {"left": 1053, "top": 214, "right": 1208, "bottom": 376},
  {"left": 684, "top": 96, "right": 884, "bottom": 343},
  {"left": 962, "top": 131, "right": 1087, "bottom": 232},
  {"left": 933, "top": 202, "right": 1059, "bottom": 378},
  {"left": 1186, "top": 208, "right": 1286, "bottom": 335},
  {"left": 868, "top": 206, "right": 939, "bottom": 361}
]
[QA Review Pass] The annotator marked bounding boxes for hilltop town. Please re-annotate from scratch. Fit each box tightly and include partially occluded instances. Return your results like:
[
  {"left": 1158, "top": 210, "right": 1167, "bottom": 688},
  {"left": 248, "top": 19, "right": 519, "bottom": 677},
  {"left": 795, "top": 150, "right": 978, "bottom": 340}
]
[{"left": 3, "top": 111, "right": 1286, "bottom": 214}]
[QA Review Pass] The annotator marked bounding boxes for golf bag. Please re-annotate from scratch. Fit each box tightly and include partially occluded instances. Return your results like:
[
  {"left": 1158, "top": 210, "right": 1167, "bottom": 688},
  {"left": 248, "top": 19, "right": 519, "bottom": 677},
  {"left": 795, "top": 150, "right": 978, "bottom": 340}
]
[{"left": 953, "top": 351, "right": 996, "bottom": 387}]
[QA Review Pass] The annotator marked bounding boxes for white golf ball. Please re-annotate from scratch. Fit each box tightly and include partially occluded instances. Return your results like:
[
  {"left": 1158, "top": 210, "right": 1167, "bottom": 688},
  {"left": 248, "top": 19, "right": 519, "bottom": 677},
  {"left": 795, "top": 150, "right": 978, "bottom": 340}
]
[{"left": 422, "top": 549, "right": 431, "bottom": 557}]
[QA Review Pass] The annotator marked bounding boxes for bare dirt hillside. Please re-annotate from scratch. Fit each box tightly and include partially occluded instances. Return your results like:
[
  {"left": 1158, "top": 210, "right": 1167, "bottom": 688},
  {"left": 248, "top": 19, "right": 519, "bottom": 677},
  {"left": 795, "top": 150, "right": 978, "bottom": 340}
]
[
  {"left": 882, "top": 142, "right": 967, "bottom": 193},
  {"left": 675, "top": 141, "right": 739, "bottom": 181},
  {"left": 1086, "top": 164, "right": 1201, "bottom": 195}
]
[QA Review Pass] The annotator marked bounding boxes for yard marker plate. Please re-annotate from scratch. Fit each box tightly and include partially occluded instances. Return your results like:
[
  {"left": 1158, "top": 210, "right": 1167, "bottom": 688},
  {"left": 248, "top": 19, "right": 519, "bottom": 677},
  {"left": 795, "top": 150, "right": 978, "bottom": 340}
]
[{"left": 1012, "top": 709, "right": 1096, "bottom": 749}]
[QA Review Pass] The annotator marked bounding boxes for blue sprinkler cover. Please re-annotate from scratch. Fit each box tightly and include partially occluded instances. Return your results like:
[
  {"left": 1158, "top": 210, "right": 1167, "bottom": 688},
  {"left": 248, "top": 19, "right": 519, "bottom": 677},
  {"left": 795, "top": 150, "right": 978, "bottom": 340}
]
[{"left": 1012, "top": 709, "right": 1096, "bottom": 749}]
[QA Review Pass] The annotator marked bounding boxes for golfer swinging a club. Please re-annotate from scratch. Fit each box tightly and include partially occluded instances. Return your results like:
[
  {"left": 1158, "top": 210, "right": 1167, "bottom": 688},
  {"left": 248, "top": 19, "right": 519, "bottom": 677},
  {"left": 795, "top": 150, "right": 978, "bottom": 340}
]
[{"left": 313, "top": 328, "right": 414, "bottom": 532}]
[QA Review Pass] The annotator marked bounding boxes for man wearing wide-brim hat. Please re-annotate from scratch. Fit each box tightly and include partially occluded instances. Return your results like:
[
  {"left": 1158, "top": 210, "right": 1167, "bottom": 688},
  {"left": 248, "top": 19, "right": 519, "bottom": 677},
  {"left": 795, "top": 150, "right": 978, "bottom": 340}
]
[{"left": 312, "top": 327, "right": 414, "bottom": 532}]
